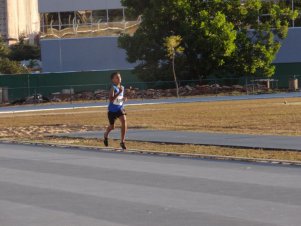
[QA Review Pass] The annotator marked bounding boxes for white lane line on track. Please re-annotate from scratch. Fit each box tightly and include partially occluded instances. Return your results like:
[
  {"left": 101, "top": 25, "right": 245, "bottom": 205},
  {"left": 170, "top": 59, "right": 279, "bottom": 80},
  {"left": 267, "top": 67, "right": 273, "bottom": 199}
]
[
  {"left": 0, "top": 102, "right": 171, "bottom": 114},
  {"left": 1, "top": 92, "right": 301, "bottom": 114}
]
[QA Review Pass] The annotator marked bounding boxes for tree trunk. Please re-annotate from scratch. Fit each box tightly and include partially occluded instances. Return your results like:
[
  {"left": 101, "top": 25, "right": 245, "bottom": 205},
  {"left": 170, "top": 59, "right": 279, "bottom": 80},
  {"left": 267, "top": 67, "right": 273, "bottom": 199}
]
[{"left": 172, "top": 54, "right": 179, "bottom": 98}]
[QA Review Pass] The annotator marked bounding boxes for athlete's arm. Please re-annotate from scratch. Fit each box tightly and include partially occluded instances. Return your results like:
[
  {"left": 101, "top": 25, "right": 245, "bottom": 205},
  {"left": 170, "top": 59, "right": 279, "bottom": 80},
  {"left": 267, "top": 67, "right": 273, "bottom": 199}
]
[{"left": 109, "top": 86, "right": 123, "bottom": 102}]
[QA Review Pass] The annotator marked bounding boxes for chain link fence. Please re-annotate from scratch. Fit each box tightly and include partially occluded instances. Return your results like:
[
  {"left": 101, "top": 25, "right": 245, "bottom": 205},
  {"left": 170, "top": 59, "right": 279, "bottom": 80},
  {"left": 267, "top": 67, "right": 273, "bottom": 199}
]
[{"left": 0, "top": 77, "right": 284, "bottom": 105}]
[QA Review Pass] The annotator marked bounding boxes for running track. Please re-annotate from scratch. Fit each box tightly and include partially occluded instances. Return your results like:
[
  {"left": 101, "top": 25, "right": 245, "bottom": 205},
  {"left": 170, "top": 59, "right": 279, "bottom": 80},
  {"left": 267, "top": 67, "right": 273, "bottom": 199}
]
[{"left": 0, "top": 143, "right": 300, "bottom": 226}]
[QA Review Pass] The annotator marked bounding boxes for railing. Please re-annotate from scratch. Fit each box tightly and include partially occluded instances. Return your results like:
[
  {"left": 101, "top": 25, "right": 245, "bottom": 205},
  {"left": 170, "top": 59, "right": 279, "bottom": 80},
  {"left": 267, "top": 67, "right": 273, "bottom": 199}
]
[{"left": 40, "top": 20, "right": 141, "bottom": 39}]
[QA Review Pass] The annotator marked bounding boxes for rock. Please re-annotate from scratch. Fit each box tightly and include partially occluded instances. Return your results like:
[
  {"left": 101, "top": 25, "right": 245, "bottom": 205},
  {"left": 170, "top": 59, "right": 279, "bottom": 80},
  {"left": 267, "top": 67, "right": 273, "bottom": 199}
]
[
  {"left": 233, "top": 85, "right": 244, "bottom": 89},
  {"left": 62, "top": 88, "right": 74, "bottom": 95},
  {"left": 221, "top": 86, "right": 232, "bottom": 91},
  {"left": 146, "top": 89, "right": 155, "bottom": 96},
  {"left": 95, "top": 94, "right": 107, "bottom": 100},
  {"left": 51, "top": 97, "right": 62, "bottom": 102},
  {"left": 185, "top": 85, "right": 193, "bottom": 91},
  {"left": 191, "top": 89, "right": 201, "bottom": 95},
  {"left": 94, "top": 89, "right": 106, "bottom": 94},
  {"left": 211, "top": 84, "right": 220, "bottom": 88}
]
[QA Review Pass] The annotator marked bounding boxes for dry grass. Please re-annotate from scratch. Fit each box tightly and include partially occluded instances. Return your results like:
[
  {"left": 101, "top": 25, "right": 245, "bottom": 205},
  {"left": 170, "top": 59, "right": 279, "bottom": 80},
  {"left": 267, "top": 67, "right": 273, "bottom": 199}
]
[
  {"left": 27, "top": 137, "right": 301, "bottom": 162},
  {"left": 1, "top": 97, "right": 301, "bottom": 137},
  {"left": 0, "top": 97, "right": 301, "bottom": 162}
]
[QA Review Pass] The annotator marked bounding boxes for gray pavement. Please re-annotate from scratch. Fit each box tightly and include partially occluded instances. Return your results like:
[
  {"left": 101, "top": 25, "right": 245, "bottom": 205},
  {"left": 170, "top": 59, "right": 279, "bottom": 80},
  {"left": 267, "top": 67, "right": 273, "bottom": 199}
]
[
  {"left": 1, "top": 92, "right": 301, "bottom": 114},
  {"left": 58, "top": 129, "right": 301, "bottom": 151},
  {"left": 0, "top": 143, "right": 301, "bottom": 226}
]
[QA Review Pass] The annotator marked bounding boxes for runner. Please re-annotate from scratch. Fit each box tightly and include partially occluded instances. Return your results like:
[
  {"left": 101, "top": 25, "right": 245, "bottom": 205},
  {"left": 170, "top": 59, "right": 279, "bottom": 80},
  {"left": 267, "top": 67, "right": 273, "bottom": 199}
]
[{"left": 104, "top": 72, "right": 128, "bottom": 150}]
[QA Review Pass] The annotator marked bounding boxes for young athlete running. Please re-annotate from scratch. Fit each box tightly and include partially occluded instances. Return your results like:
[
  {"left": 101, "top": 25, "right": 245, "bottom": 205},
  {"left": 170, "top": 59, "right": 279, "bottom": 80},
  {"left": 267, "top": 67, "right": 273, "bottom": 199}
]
[{"left": 104, "top": 72, "right": 128, "bottom": 150}]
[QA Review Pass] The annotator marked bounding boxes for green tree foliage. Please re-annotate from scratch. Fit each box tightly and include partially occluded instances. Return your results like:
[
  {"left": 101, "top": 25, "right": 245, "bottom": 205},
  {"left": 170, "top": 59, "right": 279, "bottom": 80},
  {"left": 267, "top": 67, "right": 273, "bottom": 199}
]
[
  {"left": 0, "top": 37, "right": 10, "bottom": 58},
  {"left": 119, "top": 0, "right": 297, "bottom": 81},
  {"left": 0, "top": 37, "right": 29, "bottom": 74},
  {"left": 164, "top": 35, "right": 184, "bottom": 97},
  {"left": 9, "top": 39, "right": 41, "bottom": 61},
  {"left": 0, "top": 58, "right": 28, "bottom": 74},
  {"left": 9, "top": 37, "right": 41, "bottom": 61},
  {"left": 220, "top": 0, "right": 298, "bottom": 77}
]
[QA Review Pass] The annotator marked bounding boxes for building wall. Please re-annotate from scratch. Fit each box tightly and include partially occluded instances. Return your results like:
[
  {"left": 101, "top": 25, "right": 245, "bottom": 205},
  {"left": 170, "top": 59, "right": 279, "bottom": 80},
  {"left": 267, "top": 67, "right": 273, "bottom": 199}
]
[
  {"left": 41, "top": 37, "right": 136, "bottom": 72},
  {"left": 274, "top": 28, "right": 301, "bottom": 64},
  {"left": 6, "top": 0, "right": 40, "bottom": 42},
  {"left": 0, "top": 0, "right": 7, "bottom": 38},
  {"left": 41, "top": 28, "right": 301, "bottom": 73},
  {"left": 38, "top": 0, "right": 122, "bottom": 13}
]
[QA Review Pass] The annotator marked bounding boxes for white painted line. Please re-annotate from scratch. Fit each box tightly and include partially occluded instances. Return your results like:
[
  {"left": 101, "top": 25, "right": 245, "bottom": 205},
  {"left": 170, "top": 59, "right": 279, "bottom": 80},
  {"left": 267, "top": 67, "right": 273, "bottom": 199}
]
[{"left": 0, "top": 102, "right": 171, "bottom": 114}]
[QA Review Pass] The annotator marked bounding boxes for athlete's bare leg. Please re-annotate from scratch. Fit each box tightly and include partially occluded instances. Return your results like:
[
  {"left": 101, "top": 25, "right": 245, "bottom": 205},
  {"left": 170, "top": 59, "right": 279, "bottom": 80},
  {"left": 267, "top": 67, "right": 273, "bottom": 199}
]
[
  {"left": 119, "top": 115, "right": 127, "bottom": 147},
  {"left": 104, "top": 124, "right": 115, "bottom": 139}
]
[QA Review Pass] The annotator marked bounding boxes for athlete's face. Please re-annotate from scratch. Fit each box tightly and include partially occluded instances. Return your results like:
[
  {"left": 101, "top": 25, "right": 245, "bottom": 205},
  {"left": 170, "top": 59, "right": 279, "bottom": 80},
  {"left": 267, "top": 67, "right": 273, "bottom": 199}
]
[{"left": 112, "top": 74, "right": 122, "bottom": 85}]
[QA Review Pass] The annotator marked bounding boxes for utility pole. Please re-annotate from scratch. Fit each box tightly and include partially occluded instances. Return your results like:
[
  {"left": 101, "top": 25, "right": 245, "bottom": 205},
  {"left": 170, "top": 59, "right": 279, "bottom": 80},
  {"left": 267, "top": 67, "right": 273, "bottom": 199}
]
[{"left": 292, "top": 0, "right": 295, "bottom": 27}]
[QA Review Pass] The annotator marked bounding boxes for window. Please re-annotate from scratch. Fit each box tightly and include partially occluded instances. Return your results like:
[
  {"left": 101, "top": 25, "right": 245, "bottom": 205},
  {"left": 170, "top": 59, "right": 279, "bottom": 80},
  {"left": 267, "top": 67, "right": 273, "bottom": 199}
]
[
  {"left": 108, "top": 9, "right": 124, "bottom": 22},
  {"left": 43, "top": 13, "right": 59, "bottom": 27},
  {"left": 40, "top": 7, "right": 141, "bottom": 39},
  {"left": 77, "top": 11, "right": 92, "bottom": 25},
  {"left": 59, "top": 11, "right": 76, "bottom": 28},
  {"left": 92, "top": 10, "right": 107, "bottom": 24}
]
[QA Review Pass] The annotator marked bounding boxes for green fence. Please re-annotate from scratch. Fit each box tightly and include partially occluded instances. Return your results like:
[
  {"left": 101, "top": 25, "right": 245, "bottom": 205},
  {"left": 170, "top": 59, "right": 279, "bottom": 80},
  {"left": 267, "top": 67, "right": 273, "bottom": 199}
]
[
  {"left": 0, "top": 65, "right": 298, "bottom": 103},
  {"left": 274, "top": 62, "right": 301, "bottom": 88},
  {"left": 0, "top": 70, "right": 140, "bottom": 102}
]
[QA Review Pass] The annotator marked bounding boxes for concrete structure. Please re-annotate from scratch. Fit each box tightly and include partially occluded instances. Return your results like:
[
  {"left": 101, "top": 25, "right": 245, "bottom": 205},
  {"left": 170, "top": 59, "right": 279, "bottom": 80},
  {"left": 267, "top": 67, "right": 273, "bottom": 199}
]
[
  {"left": 274, "top": 28, "right": 301, "bottom": 64},
  {"left": 36, "top": 0, "right": 301, "bottom": 75},
  {"left": 0, "top": 0, "right": 40, "bottom": 44},
  {"left": 40, "top": 37, "right": 136, "bottom": 72},
  {"left": 0, "top": 0, "right": 7, "bottom": 39},
  {"left": 38, "top": 0, "right": 139, "bottom": 72},
  {"left": 38, "top": 0, "right": 122, "bottom": 13}
]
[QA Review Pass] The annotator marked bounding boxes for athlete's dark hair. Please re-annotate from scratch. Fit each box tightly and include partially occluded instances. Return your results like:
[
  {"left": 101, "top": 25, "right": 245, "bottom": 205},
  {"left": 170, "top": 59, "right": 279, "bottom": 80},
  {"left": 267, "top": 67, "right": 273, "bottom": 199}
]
[{"left": 110, "top": 72, "right": 120, "bottom": 80}]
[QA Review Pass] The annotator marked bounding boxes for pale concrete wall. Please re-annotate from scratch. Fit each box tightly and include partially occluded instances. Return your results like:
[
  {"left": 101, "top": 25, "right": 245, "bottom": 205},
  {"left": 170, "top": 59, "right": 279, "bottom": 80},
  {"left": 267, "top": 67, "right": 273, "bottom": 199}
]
[
  {"left": 6, "top": 0, "right": 40, "bottom": 42},
  {"left": 38, "top": 0, "right": 122, "bottom": 13}
]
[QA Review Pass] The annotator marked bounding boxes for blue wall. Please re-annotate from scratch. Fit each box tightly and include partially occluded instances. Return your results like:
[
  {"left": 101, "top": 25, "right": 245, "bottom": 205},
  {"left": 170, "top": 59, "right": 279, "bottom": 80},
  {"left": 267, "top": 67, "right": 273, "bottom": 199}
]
[
  {"left": 41, "top": 37, "right": 136, "bottom": 73},
  {"left": 274, "top": 28, "right": 301, "bottom": 64}
]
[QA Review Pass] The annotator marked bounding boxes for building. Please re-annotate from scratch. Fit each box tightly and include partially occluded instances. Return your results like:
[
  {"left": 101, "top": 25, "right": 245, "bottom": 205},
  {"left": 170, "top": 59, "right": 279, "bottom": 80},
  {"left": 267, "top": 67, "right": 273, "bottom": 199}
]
[
  {"left": 1, "top": 0, "right": 298, "bottom": 81},
  {"left": 0, "top": 0, "right": 40, "bottom": 44},
  {"left": 38, "top": 0, "right": 140, "bottom": 72}
]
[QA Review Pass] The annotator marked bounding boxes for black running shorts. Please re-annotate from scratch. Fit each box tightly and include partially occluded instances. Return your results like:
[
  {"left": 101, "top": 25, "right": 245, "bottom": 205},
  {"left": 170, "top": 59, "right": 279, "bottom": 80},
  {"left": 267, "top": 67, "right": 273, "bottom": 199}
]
[{"left": 108, "top": 109, "right": 126, "bottom": 125}]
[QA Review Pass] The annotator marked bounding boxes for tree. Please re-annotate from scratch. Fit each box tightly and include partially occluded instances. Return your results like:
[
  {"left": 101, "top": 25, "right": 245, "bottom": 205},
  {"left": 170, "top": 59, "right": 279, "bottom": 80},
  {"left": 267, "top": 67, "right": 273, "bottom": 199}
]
[
  {"left": 9, "top": 37, "right": 41, "bottom": 61},
  {"left": 164, "top": 35, "right": 184, "bottom": 98},
  {"left": 218, "top": 0, "right": 298, "bottom": 77},
  {"left": 119, "top": 0, "right": 297, "bottom": 81},
  {"left": 0, "top": 36, "right": 29, "bottom": 74},
  {"left": 0, "top": 36, "right": 10, "bottom": 58},
  {"left": 0, "top": 58, "right": 28, "bottom": 74}
]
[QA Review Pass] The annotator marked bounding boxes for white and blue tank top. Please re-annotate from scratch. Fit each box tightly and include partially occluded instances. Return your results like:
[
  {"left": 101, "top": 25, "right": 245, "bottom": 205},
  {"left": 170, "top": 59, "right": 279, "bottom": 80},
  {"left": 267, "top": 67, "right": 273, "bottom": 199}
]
[{"left": 108, "top": 85, "right": 124, "bottom": 112}]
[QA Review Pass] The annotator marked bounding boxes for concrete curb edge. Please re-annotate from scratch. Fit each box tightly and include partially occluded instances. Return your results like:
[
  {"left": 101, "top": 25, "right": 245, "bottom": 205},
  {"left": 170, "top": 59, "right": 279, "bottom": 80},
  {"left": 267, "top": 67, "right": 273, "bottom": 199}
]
[{"left": 1, "top": 139, "right": 301, "bottom": 166}]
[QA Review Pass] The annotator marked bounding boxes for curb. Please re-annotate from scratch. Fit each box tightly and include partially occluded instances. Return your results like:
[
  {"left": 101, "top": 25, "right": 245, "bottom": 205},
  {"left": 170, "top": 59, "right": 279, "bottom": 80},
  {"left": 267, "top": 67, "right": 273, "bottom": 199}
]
[{"left": 1, "top": 139, "right": 301, "bottom": 166}]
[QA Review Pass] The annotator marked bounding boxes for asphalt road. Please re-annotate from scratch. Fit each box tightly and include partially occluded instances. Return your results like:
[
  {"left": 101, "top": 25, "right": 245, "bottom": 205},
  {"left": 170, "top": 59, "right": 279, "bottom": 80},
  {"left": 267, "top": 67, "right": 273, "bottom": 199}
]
[
  {"left": 1, "top": 92, "right": 301, "bottom": 114},
  {"left": 0, "top": 143, "right": 300, "bottom": 226},
  {"left": 60, "top": 129, "right": 301, "bottom": 151}
]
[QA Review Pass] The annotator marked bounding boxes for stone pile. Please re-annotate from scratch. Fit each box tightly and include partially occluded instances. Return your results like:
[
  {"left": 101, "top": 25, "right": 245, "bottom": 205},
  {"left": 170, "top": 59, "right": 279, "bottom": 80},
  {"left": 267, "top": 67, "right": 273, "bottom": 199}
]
[
  {"left": 50, "top": 89, "right": 109, "bottom": 102},
  {"left": 47, "top": 84, "right": 246, "bottom": 102}
]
